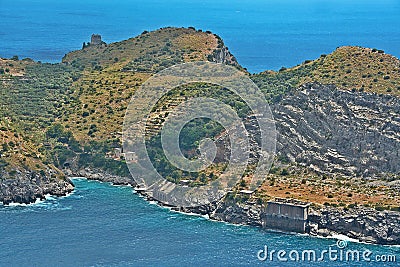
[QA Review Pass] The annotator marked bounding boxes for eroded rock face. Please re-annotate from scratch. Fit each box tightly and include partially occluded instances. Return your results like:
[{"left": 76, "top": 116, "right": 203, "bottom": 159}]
[
  {"left": 208, "top": 45, "right": 240, "bottom": 68},
  {"left": 208, "top": 199, "right": 263, "bottom": 227},
  {"left": 308, "top": 206, "right": 400, "bottom": 245},
  {"left": 63, "top": 167, "right": 135, "bottom": 186},
  {"left": 0, "top": 170, "right": 73, "bottom": 205},
  {"left": 272, "top": 83, "right": 400, "bottom": 178}
]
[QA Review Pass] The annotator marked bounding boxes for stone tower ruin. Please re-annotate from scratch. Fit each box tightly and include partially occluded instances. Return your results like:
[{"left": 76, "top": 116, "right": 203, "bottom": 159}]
[{"left": 90, "top": 34, "right": 105, "bottom": 45}]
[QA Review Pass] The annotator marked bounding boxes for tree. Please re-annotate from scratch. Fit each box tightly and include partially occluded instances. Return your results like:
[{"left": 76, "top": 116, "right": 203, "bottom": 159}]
[{"left": 46, "top": 123, "right": 65, "bottom": 139}]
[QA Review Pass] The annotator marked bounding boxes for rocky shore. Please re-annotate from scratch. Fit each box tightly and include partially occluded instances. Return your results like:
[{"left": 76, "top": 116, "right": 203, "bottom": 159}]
[
  {"left": 176, "top": 194, "right": 400, "bottom": 245},
  {"left": 0, "top": 166, "right": 132, "bottom": 205},
  {"left": 1, "top": 168, "right": 399, "bottom": 245},
  {"left": 63, "top": 167, "right": 136, "bottom": 187},
  {"left": 308, "top": 206, "right": 400, "bottom": 245},
  {"left": 0, "top": 170, "right": 74, "bottom": 205}
]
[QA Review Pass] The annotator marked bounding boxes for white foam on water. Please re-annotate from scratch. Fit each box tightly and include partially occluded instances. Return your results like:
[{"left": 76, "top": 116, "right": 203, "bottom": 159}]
[
  {"left": 2, "top": 191, "right": 74, "bottom": 209},
  {"left": 5, "top": 197, "right": 45, "bottom": 207}
]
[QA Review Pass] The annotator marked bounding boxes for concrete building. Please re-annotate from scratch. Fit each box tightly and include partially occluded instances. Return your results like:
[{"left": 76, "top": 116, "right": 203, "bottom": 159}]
[
  {"left": 261, "top": 198, "right": 310, "bottom": 233},
  {"left": 114, "top": 148, "right": 122, "bottom": 159},
  {"left": 125, "top": 152, "right": 136, "bottom": 162}
]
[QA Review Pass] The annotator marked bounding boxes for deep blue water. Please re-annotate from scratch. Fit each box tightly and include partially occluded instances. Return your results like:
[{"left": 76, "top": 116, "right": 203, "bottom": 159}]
[
  {"left": 0, "top": 179, "right": 398, "bottom": 267},
  {"left": 0, "top": 0, "right": 400, "bottom": 72}
]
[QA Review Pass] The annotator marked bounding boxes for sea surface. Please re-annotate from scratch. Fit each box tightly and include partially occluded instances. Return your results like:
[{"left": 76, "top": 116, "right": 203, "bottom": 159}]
[
  {"left": 0, "top": 0, "right": 400, "bottom": 73},
  {"left": 0, "top": 179, "right": 398, "bottom": 267}
]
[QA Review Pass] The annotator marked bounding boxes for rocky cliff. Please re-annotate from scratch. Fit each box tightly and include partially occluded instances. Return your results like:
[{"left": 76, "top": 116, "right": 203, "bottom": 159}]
[
  {"left": 309, "top": 206, "right": 400, "bottom": 245},
  {"left": 273, "top": 83, "right": 400, "bottom": 178},
  {"left": 0, "top": 169, "right": 73, "bottom": 205}
]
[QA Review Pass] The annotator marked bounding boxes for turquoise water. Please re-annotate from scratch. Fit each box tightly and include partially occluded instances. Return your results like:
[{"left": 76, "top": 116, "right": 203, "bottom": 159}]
[
  {"left": 0, "top": 179, "right": 398, "bottom": 266},
  {"left": 1, "top": 0, "right": 399, "bottom": 72}
]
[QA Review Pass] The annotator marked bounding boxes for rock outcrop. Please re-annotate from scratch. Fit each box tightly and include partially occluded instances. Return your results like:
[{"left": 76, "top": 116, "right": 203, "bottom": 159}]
[
  {"left": 63, "top": 167, "right": 135, "bottom": 186},
  {"left": 0, "top": 170, "right": 73, "bottom": 205},
  {"left": 184, "top": 197, "right": 400, "bottom": 245},
  {"left": 272, "top": 83, "right": 400, "bottom": 178},
  {"left": 308, "top": 206, "right": 400, "bottom": 245},
  {"left": 209, "top": 199, "right": 263, "bottom": 227}
]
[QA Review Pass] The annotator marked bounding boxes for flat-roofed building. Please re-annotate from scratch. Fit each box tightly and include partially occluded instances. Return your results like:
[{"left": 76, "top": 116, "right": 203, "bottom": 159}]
[{"left": 261, "top": 198, "right": 310, "bottom": 233}]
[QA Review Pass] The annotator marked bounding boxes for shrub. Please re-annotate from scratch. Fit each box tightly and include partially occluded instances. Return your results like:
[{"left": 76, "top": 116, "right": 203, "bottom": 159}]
[
  {"left": 390, "top": 206, "right": 400, "bottom": 212},
  {"left": 348, "top": 203, "right": 357, "bottom": 208},
  {"left": 280, "top": 169, "right": 289, "bottom": 176}
]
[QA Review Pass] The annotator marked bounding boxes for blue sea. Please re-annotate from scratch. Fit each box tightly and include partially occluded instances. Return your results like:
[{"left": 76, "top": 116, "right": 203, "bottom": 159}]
[
  {"left": 0, "top": 0, "right": 400, "bottom": 73},
  {"left": 0, "top": 179, "right": 398, "bottom": 267},
  {"left": 1, "top": 0, "right": 400, "bottom": 266}
]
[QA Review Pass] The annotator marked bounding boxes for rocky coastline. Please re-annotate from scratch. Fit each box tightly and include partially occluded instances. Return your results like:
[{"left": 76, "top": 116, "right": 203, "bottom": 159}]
[
  {"left": 132, "top": 178, "right": 400, "bottom": 245},
  {"left": 0, "top": 170, "right": 74, "bottom": 205},
  {"left": 205, "top": 200, "right": 400, "bottom": 245},
  {"left": 1, "top": 168, "right": 399, "bottom": 245},
  {"left": 63, "top": 167, "right": 136, "bottom": 187},
  {"left": 308, "top": 206, "right": 400, "bottom": 245}
]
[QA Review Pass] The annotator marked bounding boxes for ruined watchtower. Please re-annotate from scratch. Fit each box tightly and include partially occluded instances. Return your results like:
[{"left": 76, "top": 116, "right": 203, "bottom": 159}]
[
  {"left": 261, "top": 198, "right": 310, "bottom": 233},
  {"left": 90, "top": 34, "right": 105, "bottom": 45}
]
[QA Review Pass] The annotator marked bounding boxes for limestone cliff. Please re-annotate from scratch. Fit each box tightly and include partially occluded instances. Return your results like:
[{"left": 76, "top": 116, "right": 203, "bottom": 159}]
[{"left": 273, "top": 83, "right": 400, "bottom": 179}]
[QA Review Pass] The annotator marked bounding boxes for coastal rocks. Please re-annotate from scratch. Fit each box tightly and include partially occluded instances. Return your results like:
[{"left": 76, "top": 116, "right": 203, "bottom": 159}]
[
  {"left": 208, "top": 45, "right": 240, "bottom": 68},
  {"left": 63, "top": 167, "right": 136, "bottom": 186},
  {"left": 181, "top": 196, "right": 400, "bottom": 245},
  {"left": 0, "top": 170, "right": 73, "bottom": 205},
  {"left": 308, "top": 206, "right": 400, "bottom": 245},
  {"left": 184, "top": 202, "right": 218, "bottom": 216},
  {"left": 316, "top": 228, "right": 330, "bottom": 237},
  {"left": 209, "top": 199, "right": 263, "bottom": 227}
]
